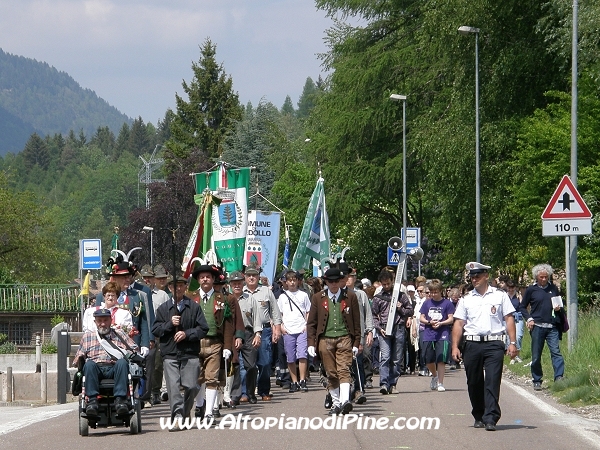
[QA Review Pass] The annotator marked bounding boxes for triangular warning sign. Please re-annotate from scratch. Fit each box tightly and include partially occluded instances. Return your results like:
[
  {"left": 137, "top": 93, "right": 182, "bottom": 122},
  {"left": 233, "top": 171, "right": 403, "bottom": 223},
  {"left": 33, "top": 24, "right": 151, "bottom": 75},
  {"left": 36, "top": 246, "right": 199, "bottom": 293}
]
[{"left": 541, "top": 175, "right": 592, "bottom": 219}]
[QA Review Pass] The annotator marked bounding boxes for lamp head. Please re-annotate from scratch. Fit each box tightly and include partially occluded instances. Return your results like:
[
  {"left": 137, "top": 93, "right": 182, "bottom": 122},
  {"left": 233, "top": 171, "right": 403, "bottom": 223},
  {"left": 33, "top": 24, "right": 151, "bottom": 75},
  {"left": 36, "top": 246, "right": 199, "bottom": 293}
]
[{"left": 458, "top": 26, "right": 480, "bottom": 35}]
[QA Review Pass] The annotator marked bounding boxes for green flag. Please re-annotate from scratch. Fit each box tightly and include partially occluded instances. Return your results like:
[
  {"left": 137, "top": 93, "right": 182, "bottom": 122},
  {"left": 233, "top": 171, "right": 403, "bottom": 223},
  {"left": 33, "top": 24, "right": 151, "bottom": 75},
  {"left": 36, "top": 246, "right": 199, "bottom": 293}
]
[
  {"left": 291, "top": 177, "right": 330, "bottom": 271},
  {"left": 195, "top": 165, "right": 250, "bottom": 273}
]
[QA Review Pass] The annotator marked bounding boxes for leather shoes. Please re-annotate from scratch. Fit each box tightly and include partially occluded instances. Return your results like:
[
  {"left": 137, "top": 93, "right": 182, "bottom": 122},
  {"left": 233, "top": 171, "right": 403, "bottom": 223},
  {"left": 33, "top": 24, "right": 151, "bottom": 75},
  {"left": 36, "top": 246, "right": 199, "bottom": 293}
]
[
  {"left": 473, "top": 420, "right": 485, "bottom": 428},
  {"left": 328, "top": 405, "right": 341, "bottom": 416},
  {"left": 261, "top": 394, "right": 273, "bottom": 401},
  {"left": 151, "top": 393, "right": 162, "bottom": 405},
  {"left": 240, "top": 395, "right": 249, "bottom": 402},
  {"left": 85, "top": 399, "right": 99, "bottom": 417},
  {"left": 195, "top": 405, "right": 205, "bottom": 418},
  {"left": 485, "top": 423, "right": 496, "bottom": 431},
  {"left": 324, "top": 393, "right": 333, "bottom": 409},
  {"left": 341, "top": 401, "right": 353, "bottom": 415},
  {"left": 249, "top": 395, "right": 258, "bottom": 404},
  {"left": 115, "top": 397, "right": 129, "bottom": 416}
]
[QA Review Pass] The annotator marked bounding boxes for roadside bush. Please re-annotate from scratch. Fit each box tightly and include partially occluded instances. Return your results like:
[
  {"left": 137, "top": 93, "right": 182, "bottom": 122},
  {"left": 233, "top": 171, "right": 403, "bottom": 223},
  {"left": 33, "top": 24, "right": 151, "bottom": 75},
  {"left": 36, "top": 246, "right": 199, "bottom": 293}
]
[
  {"left": 0, "top": 342, "right": 17, "bottom": 354},
  {"left": 50, "top": 314, "right": 65, "bottom": 328},
  {"left": 41, "top": 342, "right": 58, "bottom": 353}
]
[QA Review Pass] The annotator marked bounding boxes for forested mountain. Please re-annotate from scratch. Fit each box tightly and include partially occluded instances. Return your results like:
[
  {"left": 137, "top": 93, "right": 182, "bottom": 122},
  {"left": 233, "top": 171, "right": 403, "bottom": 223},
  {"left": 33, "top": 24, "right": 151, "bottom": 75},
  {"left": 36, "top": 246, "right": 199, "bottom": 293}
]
[{"left": 0, "top": 48, "right": 131, "bottom": 156}]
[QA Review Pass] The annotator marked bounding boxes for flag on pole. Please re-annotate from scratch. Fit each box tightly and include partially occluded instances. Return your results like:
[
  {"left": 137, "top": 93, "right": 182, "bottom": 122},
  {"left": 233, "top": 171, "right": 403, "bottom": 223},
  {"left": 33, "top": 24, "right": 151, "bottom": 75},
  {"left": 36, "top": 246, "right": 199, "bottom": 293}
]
[
  {"left": 194, "top": 165, "right": 250, "bottom": 274},
  {"left": 291, "top": 177, "right": 330, "bottom": 270},
  {"left": 181, "top": 191, "right": 221, "bottom": 279},
  {"left": 282, "top": 226, "right": 291, "bottom": 269},
  {"left": 80, "top": 271, "right": 91, "bottom": 296}
]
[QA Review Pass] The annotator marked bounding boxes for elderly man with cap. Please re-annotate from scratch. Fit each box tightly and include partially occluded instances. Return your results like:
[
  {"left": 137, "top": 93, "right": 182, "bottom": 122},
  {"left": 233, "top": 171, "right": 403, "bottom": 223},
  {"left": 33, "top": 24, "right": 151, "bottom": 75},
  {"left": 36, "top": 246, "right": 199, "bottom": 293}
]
[
  {"left": 74, "top": 308, "right": 138, "bottom": 418},
  {"left": 152, "top": 274, "right": 209, "bottom": 429},
  {"left": 452, "top": 262, "right": 518, "bottom": 431},
  {"left": 244, "top": 263, "right": 282, "bottom": 401},
  {"left": 192, "top": 263, "right": 236, "bottom": 420},
  {"left": 307, "top": 267, "right": 361, "bottom": 415}
]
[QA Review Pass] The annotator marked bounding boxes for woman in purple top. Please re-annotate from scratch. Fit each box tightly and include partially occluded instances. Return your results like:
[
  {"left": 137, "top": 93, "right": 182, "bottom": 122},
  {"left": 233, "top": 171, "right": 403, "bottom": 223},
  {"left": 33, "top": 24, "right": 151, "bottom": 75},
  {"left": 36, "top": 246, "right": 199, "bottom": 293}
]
[{"left": 419, "top": 279, "right": 455, "bottom": 392}]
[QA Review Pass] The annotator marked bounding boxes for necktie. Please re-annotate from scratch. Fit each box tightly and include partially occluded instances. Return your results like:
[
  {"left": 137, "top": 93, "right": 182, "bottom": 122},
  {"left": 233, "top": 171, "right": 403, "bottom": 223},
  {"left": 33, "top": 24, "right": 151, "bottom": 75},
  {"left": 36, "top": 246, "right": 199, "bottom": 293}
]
[
  {"left": 330, "top": 294, "right": 336, "bottom": 304},
  {"left": 203, "top": 294, "right": 208, "bottom": 304}
]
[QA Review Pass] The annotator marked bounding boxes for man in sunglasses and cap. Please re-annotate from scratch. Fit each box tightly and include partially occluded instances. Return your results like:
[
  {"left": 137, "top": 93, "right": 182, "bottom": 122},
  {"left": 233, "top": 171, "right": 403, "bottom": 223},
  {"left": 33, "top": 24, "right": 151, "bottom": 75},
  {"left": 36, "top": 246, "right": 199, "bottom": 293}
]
[
  {"left": 307, "top": 267, "right": 361, "bottom": 415},
  {"left": 451, "top": 262, "right": 518, "bottom": 432}
]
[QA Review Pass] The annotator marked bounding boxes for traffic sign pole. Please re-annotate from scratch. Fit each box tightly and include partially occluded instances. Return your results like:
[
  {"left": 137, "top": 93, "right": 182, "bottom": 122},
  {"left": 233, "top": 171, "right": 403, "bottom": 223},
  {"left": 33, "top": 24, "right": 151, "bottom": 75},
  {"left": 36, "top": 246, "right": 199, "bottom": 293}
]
[{"left": 541, "top": 175, "right": 590, "bottom": 351}]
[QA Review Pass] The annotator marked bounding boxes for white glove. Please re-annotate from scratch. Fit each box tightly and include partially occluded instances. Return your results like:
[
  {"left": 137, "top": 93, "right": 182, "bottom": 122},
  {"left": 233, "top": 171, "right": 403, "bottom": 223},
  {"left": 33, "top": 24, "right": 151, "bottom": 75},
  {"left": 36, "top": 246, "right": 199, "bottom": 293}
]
[
  {"left": 140, "top": 346, "right": 149, "bottom": 357},
  {"left": 352, "top": 347, "right": 359, "bottom": 357},
  {"left": 308, "top": 346, "right": 316, "bottom": 357},
  {"left": 223, "top": 349, "right": 232, "bottom": 360}
]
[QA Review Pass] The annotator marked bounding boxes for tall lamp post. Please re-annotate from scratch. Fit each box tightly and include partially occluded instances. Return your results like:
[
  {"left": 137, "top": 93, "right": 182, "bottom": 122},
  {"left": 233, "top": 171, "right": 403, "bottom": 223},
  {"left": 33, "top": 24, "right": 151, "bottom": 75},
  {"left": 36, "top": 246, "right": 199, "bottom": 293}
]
[
  {"left": 389, "top": 94, "right": 408, "bottom": 256},
  {"left": 143, "top": 226, "right": 154, "bottom": 267},
  {"left": 458, "top": 25, "right": 481, "bottom": 262}
]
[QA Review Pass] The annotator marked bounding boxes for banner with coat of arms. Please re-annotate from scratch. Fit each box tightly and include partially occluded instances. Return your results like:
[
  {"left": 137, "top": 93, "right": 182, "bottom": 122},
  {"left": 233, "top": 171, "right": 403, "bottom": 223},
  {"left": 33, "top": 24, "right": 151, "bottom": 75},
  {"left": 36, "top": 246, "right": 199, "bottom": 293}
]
[
  {"left": 194, "top": 165, "right": 250, "bottom": 273},
  {"left": 245, "top": 210, "right": 281, "bottom": 286}
]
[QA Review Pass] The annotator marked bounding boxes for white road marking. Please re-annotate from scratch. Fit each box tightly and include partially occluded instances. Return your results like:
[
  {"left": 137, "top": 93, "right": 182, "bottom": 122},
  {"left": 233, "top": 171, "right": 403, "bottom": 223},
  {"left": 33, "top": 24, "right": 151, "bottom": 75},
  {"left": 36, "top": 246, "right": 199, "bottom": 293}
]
[
  {"left": 0, "top": 408, "right": 74, "bottom": 436},
  {"left": 504, "top": 379, "right": 600, "bottom": 448}
]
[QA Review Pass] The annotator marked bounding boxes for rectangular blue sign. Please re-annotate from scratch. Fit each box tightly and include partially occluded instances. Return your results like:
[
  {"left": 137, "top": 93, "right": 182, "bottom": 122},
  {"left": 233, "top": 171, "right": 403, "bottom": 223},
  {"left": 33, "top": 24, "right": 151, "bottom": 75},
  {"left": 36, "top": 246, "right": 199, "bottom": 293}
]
[{"left": 80, "top": 239, "right": 102, "bottom": 270}]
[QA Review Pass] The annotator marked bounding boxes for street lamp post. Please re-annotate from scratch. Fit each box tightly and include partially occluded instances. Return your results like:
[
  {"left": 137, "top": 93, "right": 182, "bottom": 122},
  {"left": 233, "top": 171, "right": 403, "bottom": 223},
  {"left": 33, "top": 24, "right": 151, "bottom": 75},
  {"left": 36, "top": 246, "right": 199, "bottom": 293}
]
[
  {"left": 458, "top": 25, "right": 481, "bottom": 262},
  {"left": 389, "top": 94, "right": 408, "bottom": 256},
  {"left": 143, "top": 226, "right": 154, "bottom": 267}
]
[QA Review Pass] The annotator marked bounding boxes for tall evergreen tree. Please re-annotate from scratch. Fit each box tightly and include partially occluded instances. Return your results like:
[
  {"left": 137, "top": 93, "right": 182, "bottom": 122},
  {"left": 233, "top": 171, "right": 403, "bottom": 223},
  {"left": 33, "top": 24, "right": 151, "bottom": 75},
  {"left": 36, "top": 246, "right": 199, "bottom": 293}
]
[
  {"left": 296, "top": 77, "right": 319, "bottom": 119},
  {"left": 129, "top": 116, "right": 150, "bottom": 156},
  {"left": 165, "top": 39, "right": 243, "bottom": 169},
  {"left": 22, "top": 133, "right": 50, "bottom": 169},
  {"left": 281, "top": 95, "right": 295, "bottom": 115}
]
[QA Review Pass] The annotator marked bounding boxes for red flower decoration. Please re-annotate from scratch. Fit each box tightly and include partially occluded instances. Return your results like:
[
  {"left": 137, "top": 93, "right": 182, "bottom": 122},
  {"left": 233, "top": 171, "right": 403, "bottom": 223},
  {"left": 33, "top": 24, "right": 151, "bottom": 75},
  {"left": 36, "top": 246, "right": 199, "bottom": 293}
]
[
  {"left": 322, "top": 300, "right": 328, "bottom": 310},
  {"left": 340, "top": 300, "right": 347, "bottom": 311}
]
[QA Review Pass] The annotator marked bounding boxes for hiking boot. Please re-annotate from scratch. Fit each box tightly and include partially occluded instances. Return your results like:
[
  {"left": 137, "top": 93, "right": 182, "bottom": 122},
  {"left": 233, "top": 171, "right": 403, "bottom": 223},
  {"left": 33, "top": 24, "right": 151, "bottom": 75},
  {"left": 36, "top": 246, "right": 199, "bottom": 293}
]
[
  {"left": 533, "top": 382, "right": 542, "bottom": 391},
  {"left": 115, "top": 397, "right": 129, "bottom": 416},
  {"left": 289, "top": 382, "right": 299, "bottom": 393}
]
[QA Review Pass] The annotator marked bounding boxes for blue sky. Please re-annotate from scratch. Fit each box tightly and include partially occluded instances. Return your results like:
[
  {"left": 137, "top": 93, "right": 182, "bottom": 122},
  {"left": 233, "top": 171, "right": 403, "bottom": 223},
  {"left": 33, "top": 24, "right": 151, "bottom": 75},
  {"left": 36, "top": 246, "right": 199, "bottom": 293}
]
[{"left": 0, "top": 0, "right": 336, "bottom": 125}]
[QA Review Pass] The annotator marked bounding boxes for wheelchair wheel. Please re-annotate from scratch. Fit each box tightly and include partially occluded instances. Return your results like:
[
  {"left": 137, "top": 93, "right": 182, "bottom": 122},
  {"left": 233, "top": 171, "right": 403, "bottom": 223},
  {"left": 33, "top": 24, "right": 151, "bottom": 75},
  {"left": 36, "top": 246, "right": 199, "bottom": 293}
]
[
  {"left": 129, "top": 401, "right": 141, "bottom": 434},
  {"left": 136, "top": 400, "right": 143, "bottom": 432},
  {"left": 79, "top": 416, "right": 89, "bottom": 436}
]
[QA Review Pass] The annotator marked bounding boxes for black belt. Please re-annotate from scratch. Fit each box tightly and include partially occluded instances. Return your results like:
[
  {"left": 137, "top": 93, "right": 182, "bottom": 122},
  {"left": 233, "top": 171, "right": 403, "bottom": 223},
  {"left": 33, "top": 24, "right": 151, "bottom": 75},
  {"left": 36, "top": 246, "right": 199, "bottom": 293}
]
[{"left": 262, "top": 323, "right": 271, "bottom": 328}]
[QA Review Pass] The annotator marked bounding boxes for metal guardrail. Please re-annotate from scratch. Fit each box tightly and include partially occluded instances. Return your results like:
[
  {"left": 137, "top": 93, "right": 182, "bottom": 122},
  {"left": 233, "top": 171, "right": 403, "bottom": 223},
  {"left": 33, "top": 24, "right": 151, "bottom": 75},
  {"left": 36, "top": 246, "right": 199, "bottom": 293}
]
[{"left": 0, "top": 285, "right": 81, "bottom": 312}]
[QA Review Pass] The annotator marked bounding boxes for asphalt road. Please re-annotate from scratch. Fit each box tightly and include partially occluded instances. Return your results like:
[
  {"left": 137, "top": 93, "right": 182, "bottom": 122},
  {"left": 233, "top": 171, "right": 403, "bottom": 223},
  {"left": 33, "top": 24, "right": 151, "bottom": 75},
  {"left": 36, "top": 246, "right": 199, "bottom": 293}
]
[{"left": 1, "top": 368, "right": 599, "bottom": 450}]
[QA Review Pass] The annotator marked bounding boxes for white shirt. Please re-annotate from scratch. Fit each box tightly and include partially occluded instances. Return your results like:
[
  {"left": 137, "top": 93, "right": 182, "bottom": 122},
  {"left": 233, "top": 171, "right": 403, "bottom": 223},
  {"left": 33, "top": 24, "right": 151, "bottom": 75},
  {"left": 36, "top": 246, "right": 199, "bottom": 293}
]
[
  {"left": 277, "top": 289, "right": 310, "bottom": 334},
  {"left": 82, "top": 304, "right": 133, "bottom": 333},
  {"left": 454, "top": 286, "right": 515, "bottom": 336}
]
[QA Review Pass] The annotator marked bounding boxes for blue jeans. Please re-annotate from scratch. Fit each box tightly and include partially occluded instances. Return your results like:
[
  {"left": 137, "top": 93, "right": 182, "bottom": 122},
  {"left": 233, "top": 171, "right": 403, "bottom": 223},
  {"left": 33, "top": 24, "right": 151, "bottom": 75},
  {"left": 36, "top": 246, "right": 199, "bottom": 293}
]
[
  {"left": 256, "top": 326, "right": 273, "bottom": 396},
  {"left": 515, "top": 314, "right": 524, "bottom": 350},
  {"left": 378, "top": 325, "right": 405, "bottom": 388},
  {"left": 530, "top": 325, "right": 564, "bottom": 382},
  {"left": 84, "top": 358, "right": 128, "bottom": 398}
]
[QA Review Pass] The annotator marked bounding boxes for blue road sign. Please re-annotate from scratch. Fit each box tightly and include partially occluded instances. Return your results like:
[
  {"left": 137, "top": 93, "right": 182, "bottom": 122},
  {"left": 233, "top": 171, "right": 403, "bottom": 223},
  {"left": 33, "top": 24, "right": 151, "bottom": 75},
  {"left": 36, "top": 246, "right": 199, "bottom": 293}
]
[
  {"left": 387, "top": 248, "right": 402, "bottom": 266},
  {"left": 80, "top": 239, "right": 102, "bottom": 270}
]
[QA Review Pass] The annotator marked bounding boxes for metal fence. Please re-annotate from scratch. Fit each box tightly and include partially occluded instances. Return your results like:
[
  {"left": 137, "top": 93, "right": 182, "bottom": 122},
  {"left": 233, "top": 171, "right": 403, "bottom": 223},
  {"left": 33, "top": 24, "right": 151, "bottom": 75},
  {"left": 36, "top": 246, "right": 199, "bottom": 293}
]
[{"left": 0, "top": 285, "right": 81, "bottom": 312}]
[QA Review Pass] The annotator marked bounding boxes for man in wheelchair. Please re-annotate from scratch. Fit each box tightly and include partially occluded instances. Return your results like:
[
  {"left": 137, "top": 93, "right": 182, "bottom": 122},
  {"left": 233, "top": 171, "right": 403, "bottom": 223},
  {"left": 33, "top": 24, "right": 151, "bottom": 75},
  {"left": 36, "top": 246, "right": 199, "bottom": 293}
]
[{"left": 74, "top": 308, "right": 139, "bottom": 418}]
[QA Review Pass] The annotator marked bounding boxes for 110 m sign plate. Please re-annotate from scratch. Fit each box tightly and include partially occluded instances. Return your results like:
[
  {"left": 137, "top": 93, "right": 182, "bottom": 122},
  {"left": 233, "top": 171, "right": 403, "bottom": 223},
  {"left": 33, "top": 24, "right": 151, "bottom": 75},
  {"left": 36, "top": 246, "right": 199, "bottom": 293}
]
[{"left": 542, "top": 219, "right": 592, "bottom": 237}]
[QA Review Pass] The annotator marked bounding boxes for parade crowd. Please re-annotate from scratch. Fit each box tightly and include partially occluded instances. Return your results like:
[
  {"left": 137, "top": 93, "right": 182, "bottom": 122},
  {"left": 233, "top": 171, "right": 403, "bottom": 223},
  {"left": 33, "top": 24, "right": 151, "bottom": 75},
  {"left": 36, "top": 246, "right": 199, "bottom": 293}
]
[{"left": 76, "top": 256, "right": 567, "bottom": 432}]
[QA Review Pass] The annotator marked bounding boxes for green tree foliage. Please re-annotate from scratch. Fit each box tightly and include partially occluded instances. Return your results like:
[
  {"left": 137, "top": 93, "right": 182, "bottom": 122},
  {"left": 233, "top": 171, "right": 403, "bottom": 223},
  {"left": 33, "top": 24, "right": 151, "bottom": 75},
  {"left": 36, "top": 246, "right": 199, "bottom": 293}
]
[
  {"left": 166, "top": 39, "right": 243, "bottom": 168},
  {"left": 510, "top": 85, "right": 600, "bottom": 302},
  {"left": 0, "top": 172, "right": 68, "bottom": 281},
  {"left": 296, "top": 77, "right": 321, "bottom": 119},
  {"left": 305, "top": 0, "right": 572, "bottom": 278},
  {"left": 281, "top": 95, "right": 295, "bottom": 116},
  {"left": 22, "top": 133, "right": 50, "bottom": 170}
]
